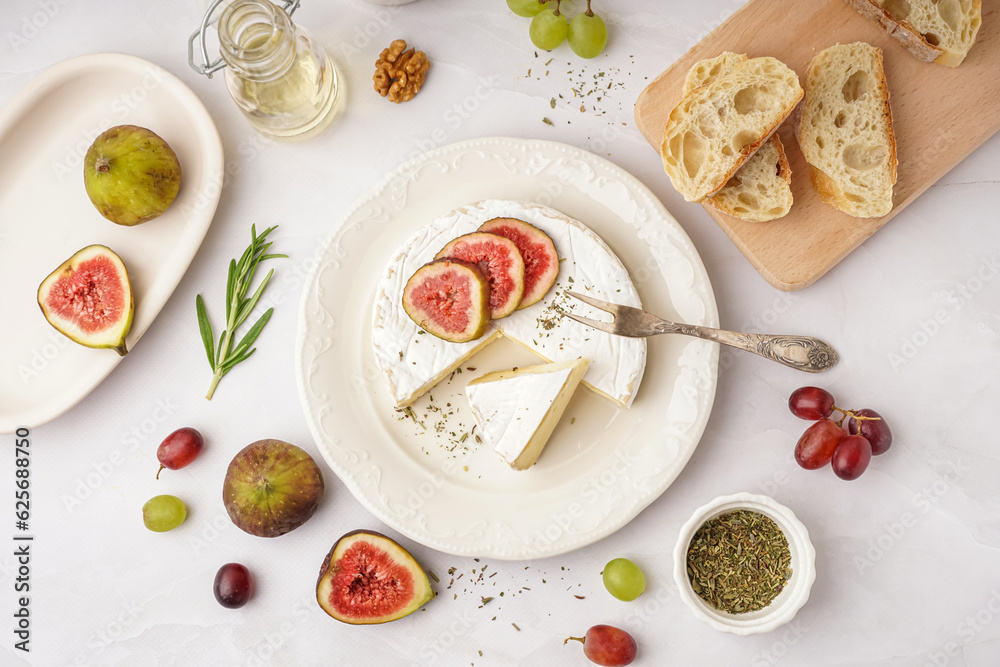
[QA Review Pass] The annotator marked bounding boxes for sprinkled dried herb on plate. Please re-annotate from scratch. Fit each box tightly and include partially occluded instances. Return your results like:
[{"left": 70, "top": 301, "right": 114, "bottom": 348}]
[{"left": 686, "top": 510, "right": 792, "bottom": 614}]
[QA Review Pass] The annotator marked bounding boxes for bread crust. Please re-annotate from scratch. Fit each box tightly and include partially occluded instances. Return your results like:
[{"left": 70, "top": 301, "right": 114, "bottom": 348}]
[
  {"left": 773, "top": 136, "right": 792, "bottom": 188},
  {"left": 843, "top": 0, "right": 943, "bottom": 62},
  {"left": 845, "top": 0, "right": 982, "bottom": 67}
]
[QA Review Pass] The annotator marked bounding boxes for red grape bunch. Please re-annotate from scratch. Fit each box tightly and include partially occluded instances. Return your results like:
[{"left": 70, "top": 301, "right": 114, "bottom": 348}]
[{"left": 788, "top": 387, "right": 893, "bottom": 481}]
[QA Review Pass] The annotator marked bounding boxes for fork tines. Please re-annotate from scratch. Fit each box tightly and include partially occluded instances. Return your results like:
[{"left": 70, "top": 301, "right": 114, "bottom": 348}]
[
  {"left": 562, "top": 290, "right": 619, "bottom": 335},
  {"left": 565, "top": 290, "right": 620, "bottom": 316}
]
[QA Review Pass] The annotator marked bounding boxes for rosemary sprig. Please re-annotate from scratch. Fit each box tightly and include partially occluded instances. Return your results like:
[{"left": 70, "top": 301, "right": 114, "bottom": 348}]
[{"left": 196, "top": 224, "right": 286, "bottom": 400}]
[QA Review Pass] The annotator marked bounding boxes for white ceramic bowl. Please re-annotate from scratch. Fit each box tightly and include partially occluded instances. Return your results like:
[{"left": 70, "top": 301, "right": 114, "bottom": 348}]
[{"left": 673, "top": 492, "right": 816, "bottom": 635}]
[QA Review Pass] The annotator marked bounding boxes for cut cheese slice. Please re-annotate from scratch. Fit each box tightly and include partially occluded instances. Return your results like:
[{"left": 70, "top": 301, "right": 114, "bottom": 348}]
[
  {"left": 371, "top": 200, "right": 646, "bottom": 408},
  {"left": 466, "top": 359, "right": 589, "bottom": 470}
]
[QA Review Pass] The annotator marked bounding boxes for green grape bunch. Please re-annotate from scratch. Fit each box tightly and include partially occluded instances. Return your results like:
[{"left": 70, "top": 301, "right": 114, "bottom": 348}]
[{"left": 508, "top": 0, "right": 609, "bottom": 58}]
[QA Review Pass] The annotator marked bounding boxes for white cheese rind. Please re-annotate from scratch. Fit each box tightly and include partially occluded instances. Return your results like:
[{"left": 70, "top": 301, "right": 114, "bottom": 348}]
[{"left": 371, "top": 200, "right": 647, "bottom": 407}]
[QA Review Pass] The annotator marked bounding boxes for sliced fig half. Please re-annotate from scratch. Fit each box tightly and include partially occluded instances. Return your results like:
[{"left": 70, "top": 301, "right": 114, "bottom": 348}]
[
  {"left": 478, "top": 217, "right": 559, "bottom": 309},
  {"left": 37, "top": 244, "right": 134, "bottom": 356},
  {"left": 435, "top": 232, "right": 525, "bottom": 319},
  {"left": 402, "top": 258, "right": 491, "bottom": 342},
  {"left": 316, "top": 530, "right": 435, "bottom": 625}
]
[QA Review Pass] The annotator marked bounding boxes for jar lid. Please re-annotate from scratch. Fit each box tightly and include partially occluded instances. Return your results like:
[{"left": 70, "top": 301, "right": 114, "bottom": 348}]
[{"left": 187, "top": 0, "right": 300, "bottom": 78}]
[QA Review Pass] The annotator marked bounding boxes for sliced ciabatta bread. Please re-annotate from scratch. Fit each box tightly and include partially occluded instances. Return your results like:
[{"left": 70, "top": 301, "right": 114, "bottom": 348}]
[
  {"left": 797, "top": 42, "right": 897, "bottom": 218},
  {"left": 845, "top": 0, "right": 982, "bottom": 67},
  {"left": 683, "top": 53, "right": 793, "bottom": 222},
  {"left": 706, "top": 136, "right": 793, "bottom": 222},
  {"left": 661, "top": 56, "right": 803, "bottom": 203},
  {"left": 682, "top": 52, "right": 749, "bottom": 93}
]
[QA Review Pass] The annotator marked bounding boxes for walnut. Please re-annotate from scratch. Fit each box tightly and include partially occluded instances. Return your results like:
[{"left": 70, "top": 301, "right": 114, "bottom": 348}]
[{"left": 373, "top": 39, "right": 430, "bottom": 103}]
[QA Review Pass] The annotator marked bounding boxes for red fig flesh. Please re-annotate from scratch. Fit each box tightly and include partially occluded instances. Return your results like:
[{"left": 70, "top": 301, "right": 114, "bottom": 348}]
[
  {"left": 478, "top": 217, "right": 559, "bottom": 309},
  {"left": 37, "top": 244, "right": 134, "bottom": 356},
  {"left": 435, "top": 232, "right": 525, "bottom": 319},
  {"left": 402, "top": 258, "right": 491, "bottom": 342},
  {"left": 316, "top": 530, "right": 434, "bottom": 624}
]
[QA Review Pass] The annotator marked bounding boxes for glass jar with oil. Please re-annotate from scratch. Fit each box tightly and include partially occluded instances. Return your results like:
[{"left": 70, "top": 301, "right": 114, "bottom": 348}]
[{"left": 203, "top": 0, "right": 342, "bottom": 141}]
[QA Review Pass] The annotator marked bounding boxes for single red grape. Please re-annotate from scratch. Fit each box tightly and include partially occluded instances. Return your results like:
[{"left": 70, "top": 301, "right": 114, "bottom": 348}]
[
  {"left": 788, "top": 386, "right": 836, "bottom": 420},
  {"left": 847, "top": 409, "right": 892, "bottom": 455},
  {"left": 565, "top": 625, "right": 637, "bottom": 667},
  {"left": 214, "top": 563, "right": 254, "bottom": 609},
  {"left": 832, "top": 435, "right": 873, "bottom": 480},
  {"left": 794, "top": 419, "right": 845, "bottom": 469},
  {"left": 156, "top": 427, "right": 204, "bottom": 479}
]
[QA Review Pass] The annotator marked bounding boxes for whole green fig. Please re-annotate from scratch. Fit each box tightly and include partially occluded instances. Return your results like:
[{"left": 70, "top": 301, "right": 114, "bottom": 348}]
[{"left": 83, "top": 124, "right": 182, "bottom": 226}]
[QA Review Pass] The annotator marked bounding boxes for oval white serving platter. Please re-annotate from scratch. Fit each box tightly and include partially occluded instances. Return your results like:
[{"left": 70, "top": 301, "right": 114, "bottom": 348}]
[
  {"left": 296, "top": 137, "right": 719, "bottom": 559},
  {"left": 0, "top": 53, "right": 223, "bottom": 433}
]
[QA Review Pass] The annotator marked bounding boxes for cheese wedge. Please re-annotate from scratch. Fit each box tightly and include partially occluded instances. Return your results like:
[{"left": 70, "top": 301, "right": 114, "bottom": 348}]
[{"left": 466, "top": 359, "right": 589, "bottom": 471}]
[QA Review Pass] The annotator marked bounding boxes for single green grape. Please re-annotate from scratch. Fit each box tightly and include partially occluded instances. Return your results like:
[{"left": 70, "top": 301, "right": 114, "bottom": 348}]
[
  {"left": 507, "top": 0, "right": 551, "bottom": 18},
  {"left": 568, "top": 11, "right": 608, "bottom": 59},
  {"left": 529, "top": 8, "right": 569, "bottom": 51},
  {"left": 602, "top": 557, "right": 645, "bottom": 601},
  {"left": 142, "top": 494, "right": 187, "bottom": 532}
]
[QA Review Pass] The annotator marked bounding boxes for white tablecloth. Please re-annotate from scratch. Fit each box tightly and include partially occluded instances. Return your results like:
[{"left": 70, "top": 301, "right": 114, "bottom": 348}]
[{"left": 1, "top": 0, "right": 998, "bottom": 664}]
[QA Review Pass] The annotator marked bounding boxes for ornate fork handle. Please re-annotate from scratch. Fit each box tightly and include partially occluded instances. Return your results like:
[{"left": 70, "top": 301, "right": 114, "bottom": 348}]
[{"left": 655, "top": 322, "right": 839, "bottom": 373}]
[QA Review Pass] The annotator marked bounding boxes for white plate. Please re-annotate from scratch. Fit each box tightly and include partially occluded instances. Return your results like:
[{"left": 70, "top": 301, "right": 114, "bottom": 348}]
[
  {"left": 295, "top": 137, "right": 719, "bottom": 559},
  {"left": 0, "top": 54, "right": 223, "bottom": 433}
]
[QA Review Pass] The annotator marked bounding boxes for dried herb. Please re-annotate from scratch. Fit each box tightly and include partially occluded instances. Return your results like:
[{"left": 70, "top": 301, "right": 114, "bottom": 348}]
[{"left": 686, "top": 510, "right": 791, "bottom": 614}]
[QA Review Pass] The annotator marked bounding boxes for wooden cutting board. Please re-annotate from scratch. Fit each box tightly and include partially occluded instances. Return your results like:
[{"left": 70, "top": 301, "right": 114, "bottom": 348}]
[{"left": 635, "top": 0, "right": 1000, "bottom": 290}]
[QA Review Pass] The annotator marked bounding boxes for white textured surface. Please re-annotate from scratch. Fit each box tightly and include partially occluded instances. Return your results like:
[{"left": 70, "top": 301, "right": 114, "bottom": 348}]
[
  {"left": 371, "top": 199, "right": 647, "bottom": 407},
  {"left": 0, "top": 0, "right": 998, "bottom": 665}
]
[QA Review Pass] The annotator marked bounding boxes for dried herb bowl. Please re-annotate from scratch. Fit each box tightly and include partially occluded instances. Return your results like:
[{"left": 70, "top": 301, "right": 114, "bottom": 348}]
[{"left": 673, "top": 492, "right": 816, "bottom": 635}]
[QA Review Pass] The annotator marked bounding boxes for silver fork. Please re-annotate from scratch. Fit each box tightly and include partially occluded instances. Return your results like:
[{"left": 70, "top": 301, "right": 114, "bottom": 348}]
[{"left": 563, "top": 291, "right": 838, "bottom": 373}]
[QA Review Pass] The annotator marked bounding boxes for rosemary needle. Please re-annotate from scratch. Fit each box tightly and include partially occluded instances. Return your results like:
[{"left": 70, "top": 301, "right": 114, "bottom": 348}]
[{"left": 196, "top": 224, "right": 286, "bottom": 400}]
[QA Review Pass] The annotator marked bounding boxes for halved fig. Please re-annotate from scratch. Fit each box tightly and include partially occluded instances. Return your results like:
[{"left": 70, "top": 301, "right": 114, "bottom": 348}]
[
  {"left": 435, "top": 232, "right": 525, "bottom": 319},
  {"left": 37, "top": 244, "right": 134, "bottom": 356},
  {"left": 402, "top": 258, "right": 491, "bottom": 342},
  {"left": 316, "top": 530, "right": 435, "bottom": 625},
  {"left": 478, "top": 217, "right": 559, "bottom": 309}
]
